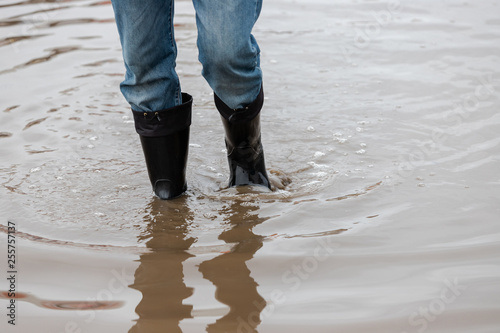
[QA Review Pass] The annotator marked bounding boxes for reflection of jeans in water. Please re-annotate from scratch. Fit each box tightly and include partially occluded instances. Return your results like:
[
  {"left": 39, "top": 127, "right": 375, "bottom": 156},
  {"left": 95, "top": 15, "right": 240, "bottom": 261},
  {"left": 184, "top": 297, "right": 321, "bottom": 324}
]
[{"left": 111, "top": 0, "right": 263, "bottom": 112}]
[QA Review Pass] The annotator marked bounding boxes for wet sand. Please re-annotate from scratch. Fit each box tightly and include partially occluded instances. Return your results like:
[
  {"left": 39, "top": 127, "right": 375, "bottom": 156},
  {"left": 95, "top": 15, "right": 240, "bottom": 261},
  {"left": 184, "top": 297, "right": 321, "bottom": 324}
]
[{"left": 1, "top": 0, "right": 500, "bottom": 332}]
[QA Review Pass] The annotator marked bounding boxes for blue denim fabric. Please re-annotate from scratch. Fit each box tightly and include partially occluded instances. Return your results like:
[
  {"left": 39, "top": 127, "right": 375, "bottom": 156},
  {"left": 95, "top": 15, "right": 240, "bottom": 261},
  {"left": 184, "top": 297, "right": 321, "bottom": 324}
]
[{"left": 111, "top": 0, "right": 263, "bottom": 112}]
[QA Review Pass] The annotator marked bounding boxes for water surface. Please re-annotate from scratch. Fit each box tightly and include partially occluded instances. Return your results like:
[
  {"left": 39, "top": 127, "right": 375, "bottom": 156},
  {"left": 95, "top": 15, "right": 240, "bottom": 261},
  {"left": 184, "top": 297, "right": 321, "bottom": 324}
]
[{"left": 1, "top": 0, "right": 500, "bottom": 332}]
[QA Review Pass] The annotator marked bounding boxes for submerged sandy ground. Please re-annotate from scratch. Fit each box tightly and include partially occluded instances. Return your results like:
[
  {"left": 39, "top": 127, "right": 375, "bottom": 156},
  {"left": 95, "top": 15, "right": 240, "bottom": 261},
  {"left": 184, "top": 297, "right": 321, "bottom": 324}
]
[{"left": 1, "top": 0, "right": 500, "bottom": 332}]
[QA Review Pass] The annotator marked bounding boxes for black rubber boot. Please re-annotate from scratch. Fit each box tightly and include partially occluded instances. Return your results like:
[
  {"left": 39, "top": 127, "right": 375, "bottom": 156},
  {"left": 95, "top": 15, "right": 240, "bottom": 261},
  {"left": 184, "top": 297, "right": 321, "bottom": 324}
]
[
  {"left": 215, "top": 87, "right": 271, "bottom": 190},
  {"left": 132, "top": 93, "right": 192, "bottom": 200}
]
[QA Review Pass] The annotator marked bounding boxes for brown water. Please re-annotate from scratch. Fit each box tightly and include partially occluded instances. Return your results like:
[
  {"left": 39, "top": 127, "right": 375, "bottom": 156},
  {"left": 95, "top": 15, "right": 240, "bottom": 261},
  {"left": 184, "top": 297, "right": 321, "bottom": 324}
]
[{"left": 1, "top": 0, "right": 500, "bottom": 332}]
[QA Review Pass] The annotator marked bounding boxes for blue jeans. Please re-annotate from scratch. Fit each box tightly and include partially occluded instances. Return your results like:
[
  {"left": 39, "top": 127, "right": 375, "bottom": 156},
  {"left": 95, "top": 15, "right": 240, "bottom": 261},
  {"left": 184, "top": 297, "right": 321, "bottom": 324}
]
[{"left": 111, "top": 0, "right": 263, "bottom": 112}]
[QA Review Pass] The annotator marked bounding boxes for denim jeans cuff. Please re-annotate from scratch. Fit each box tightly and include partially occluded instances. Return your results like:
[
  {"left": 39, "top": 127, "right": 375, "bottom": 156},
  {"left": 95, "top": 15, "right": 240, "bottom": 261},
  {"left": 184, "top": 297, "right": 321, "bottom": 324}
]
[
  {"left": 132, "top": 93, "right": 192, "bottom": 137},
  {"left": 215, "top": 85, "right": 264, "bottom": 124}
]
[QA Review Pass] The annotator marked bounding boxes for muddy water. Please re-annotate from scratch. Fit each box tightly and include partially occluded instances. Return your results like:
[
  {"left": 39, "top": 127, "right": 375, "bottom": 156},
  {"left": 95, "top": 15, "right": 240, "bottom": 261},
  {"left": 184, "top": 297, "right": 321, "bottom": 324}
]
[{"left": 1, "top": 0, "right": 500, "bottom": 332}]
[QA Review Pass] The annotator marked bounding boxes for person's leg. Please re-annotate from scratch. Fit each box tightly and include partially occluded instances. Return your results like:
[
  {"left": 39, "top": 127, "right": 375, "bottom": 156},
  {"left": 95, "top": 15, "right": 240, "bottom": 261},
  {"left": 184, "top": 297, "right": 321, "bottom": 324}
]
[
  {"left": 111, "top": 0, "right": 191, "bottom": 199},
  {"left": 111, "top": 0, "right": 181, "bottom": 111},
  {"left": 193, "top": 0, "right": 271, "bottom": 190},
  {"left": 192, "top": 0, "right": 263, "bottom": 110}
]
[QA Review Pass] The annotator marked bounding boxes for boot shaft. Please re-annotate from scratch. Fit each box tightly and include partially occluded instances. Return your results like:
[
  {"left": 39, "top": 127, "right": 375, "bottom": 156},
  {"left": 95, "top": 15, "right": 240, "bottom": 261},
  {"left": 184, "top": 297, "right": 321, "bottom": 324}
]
[
  {"left": 133, "top": 93, "right": 193, "bottom": 199},
  {"left": 214, "top": 86, "right": 271, "bottom": 189}
]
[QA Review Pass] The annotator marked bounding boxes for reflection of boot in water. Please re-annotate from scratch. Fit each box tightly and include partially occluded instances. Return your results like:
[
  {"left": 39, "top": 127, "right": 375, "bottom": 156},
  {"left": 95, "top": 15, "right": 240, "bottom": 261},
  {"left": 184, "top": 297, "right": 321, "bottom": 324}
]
[
  {"left": 199, "top": 199, "right": 269, "bottom": 333},
  {"left": 129, "top": 197, "right": 195, "bottom": 333},
  {"left": 215, "top": 87, "right": 271, "bottom": 190}
]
